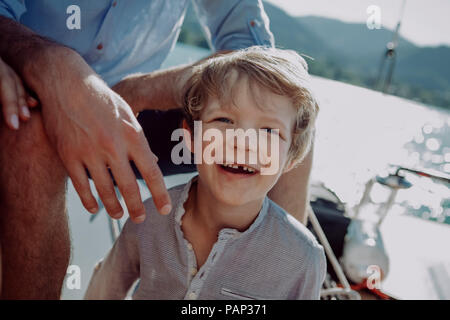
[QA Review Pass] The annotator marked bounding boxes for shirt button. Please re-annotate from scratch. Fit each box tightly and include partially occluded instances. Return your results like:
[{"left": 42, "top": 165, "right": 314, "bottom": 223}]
[
  {"left": 250, "top": 20, "right": 256, "bottom": 27},
  {"left": 96, "top": 43, "right": 103, "bottom": 50},
  {"left": 112, "top": 1, "right": 117, "bottom": 7},
  {"left": 188, "top": 292, "right": 197, "bottom": 300},
  {"left": 190, "top": 267, "right": 197, "bottom": 276},
  {"left": 187, "top": 243, "right": 193, "bottom": 251}
]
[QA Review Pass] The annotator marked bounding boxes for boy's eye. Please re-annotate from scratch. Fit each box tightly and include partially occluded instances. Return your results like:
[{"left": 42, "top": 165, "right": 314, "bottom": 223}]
[{"left": 214, "top": 117, "right": 232, "bottom": 124}]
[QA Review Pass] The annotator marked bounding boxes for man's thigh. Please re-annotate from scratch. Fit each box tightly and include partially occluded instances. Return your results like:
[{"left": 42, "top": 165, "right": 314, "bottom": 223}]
[{"left": 133, "top": 109, "right": 197, "bottom": 177}]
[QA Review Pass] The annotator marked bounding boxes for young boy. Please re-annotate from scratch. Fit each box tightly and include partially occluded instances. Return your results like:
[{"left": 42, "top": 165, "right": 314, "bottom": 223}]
[{"left": 85, "top": 47, "right": 326, "bottom": 300}]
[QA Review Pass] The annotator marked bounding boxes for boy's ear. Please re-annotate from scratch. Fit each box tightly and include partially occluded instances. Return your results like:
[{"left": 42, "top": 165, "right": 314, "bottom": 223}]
[{"left": 182, "top": 119, "right": 194, "bottom": 154}]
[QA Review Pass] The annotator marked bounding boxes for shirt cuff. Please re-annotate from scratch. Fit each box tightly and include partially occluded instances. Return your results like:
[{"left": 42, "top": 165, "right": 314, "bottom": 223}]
[{"left": 214, "top": 16, "right": 274, "bottom": 51}]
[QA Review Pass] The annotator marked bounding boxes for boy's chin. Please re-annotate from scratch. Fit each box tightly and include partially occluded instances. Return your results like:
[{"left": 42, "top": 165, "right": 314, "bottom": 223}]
[
  {"left": 218, "top": 197, "right": 248, "bottom": 207},
  {"left": 213, "top": 189, "right": 263, "bottom": 207}
]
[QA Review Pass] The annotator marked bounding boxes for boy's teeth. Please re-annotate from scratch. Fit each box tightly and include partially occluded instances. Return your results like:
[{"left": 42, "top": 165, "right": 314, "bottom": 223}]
[{"left": 222, "top": 163, "right": 256, "bottom": 173}]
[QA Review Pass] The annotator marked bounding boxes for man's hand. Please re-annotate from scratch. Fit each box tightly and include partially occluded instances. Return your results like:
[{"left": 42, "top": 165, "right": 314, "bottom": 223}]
[
  {"left": 25, "top": 47, "right": 172, "bottom": 223},
  {"left": 0, "top": 56, "right": 38, "bottom": 130}
]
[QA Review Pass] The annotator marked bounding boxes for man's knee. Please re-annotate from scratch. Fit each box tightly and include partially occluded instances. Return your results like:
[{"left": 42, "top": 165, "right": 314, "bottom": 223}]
[
  {"left": 0, "top": 109, "right": 66, "bottom": 209},
  {"left": 0, "top": 109, "right": 54, "bottom": 161}
]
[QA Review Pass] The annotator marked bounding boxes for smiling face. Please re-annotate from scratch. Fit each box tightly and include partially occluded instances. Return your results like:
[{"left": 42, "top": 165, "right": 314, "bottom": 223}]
[{"left": 186, "top": 73, "right": 297, "bottom": 207}]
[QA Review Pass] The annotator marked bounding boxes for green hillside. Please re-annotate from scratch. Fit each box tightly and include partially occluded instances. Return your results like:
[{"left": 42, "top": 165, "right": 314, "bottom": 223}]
[
  {"left": 299, "top": 16, "right": 416, "bottom": 72},
  {"left": 299, "top": 16, "right": 450, "bottom": 106},
  {"left": 178, "top": 2, "right": 450, "bottom": 109}
]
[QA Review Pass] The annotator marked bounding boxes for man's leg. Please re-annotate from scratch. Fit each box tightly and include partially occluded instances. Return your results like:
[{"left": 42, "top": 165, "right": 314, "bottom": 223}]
[
  {"left": 0, "top": 109, "right": 70, "bottom": 299},
  {"left": 268, "top": 144, "right": 314, "bottom": 225},
  {"left": 0, "top": 242, "right": 2, "bottom": 295}
]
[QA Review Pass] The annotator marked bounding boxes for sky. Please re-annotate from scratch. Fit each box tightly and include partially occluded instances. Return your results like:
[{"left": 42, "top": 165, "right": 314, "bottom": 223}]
[{"left": 265, "top": 0, "right": 450, "bottom": 47}]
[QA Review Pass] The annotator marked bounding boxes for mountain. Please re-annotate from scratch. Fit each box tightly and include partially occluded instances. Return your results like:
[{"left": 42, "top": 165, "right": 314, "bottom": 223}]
[
  {"left": 177, "top": 2, "right": 450, "bottom": 109},
  {"left": 299, "top": 16, "right": 450, "bottom": 92},
  {"left": 298, "top": 16, "right": 416, "bottom": 72},
  {"left": 396, "top": 46, "right": 450, "bottom": 90}
]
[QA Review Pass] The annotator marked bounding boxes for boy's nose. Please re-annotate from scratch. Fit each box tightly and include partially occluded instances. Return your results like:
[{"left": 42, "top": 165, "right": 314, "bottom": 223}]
[
  {"left": 224, "top": 130, "right": 259, "bottom": 164},
  {"left": 225, "top": 129, "right": 258, "bottom": 151}
]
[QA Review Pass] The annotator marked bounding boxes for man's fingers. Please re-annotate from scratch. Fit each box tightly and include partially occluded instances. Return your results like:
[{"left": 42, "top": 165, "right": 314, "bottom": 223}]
[
  {"left": 11, "top": 71, "right": 30, "bottom": 121},
  {"left": 66, "top": 162, "right": 99, "bottom": 213},
  {"left": 26, "top": 96, "right": 39, "bottom": 108},
  {"left": 131, "top": 142, "right": 172, "bottom": 215},
  {"left": 88, "top": 162, "right": 124, "bottom": 219},
  {"left": 110, "top": 161, "right": 146, "bottom": 223},
  {"left": 0, "top": 73, "right": 20, "bottom": 130}
]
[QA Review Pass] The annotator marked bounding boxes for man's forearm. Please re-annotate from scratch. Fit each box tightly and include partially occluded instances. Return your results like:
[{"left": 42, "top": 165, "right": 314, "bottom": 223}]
[
  {"left": 0, "top": 17, "right": 51, "bottom": 73},
  {"left": 0, "top": 16, "right": 82, "bottom": 93},
  {"left": 268, "top": 143, "right": 314, "bottom": 225},
  {"left": 113, "top": 51, "right": 233, "bottom": 114},
  {"left": 112, "top": 64, "right": 194, "bottom": 113}
]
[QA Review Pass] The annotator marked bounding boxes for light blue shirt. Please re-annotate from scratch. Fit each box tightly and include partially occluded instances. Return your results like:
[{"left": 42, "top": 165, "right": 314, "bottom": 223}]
[{"left": 0, "top": 0, "right": 274, "bottom": 85}]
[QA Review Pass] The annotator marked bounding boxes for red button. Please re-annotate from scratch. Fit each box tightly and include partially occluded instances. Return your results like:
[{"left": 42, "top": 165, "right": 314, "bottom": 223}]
[
  {"left": 112, "top": 1, "right": 117, "bottom": 7},
  {"left": 97, "top": 43, "right": 103, "bottom": 50},
  {"left": 250, "top": 20, "right": 256, "bottom": 27}
]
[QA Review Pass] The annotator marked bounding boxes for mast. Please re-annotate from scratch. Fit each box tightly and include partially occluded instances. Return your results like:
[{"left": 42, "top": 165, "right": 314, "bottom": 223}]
[{"left": 375, "top": 0, "right": 407, "bottom": 93}]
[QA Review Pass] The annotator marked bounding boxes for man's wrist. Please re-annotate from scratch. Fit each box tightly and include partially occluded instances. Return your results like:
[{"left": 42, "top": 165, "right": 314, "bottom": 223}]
[
  {"left": 23, "top": 44, "right": 82, "bottom": 92},
  {"left": 112, "top": 74, "right": 144, "bottom": 114}
]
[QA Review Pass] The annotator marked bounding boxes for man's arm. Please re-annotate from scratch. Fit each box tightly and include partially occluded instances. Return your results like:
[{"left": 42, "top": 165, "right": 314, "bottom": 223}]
[
  {"left": 0, "top": 16, "right": 172, "bottom": 222},
  {"left": 112, "top": 50, "right": 233, "bottom": 113},
  {"left": 111, "top": 63, "right": 195, "bottom": 114},
  {"left": 268, "top": 142, "right": 314, "bottom": 224}
]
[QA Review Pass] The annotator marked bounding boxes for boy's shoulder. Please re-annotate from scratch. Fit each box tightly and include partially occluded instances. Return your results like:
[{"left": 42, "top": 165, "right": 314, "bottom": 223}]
[
  {"left": 264, "top": 198, "right": 323, "bottom": 252},
  {"left": 142, "top": 181, "right": 190, "bottom": 218},
  {"left": 121, "top": 182, "right": 189, "bottom": 244},
  {"left": 252, "top": 198, "right": 326, "bottom": 285},
  {"left": 130, "top": 181, "right": 191, "bottom": 239}
]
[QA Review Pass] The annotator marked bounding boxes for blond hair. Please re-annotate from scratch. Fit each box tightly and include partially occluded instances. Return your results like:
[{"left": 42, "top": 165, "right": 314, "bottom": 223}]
[{"left": 182, "top": 46, "right": 319, "bottom": 165}]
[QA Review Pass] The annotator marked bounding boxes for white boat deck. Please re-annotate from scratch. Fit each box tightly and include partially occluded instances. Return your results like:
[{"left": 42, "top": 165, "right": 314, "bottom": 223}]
[{"left": 381, "top": 212, "right": 450, "bottom": 299}]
